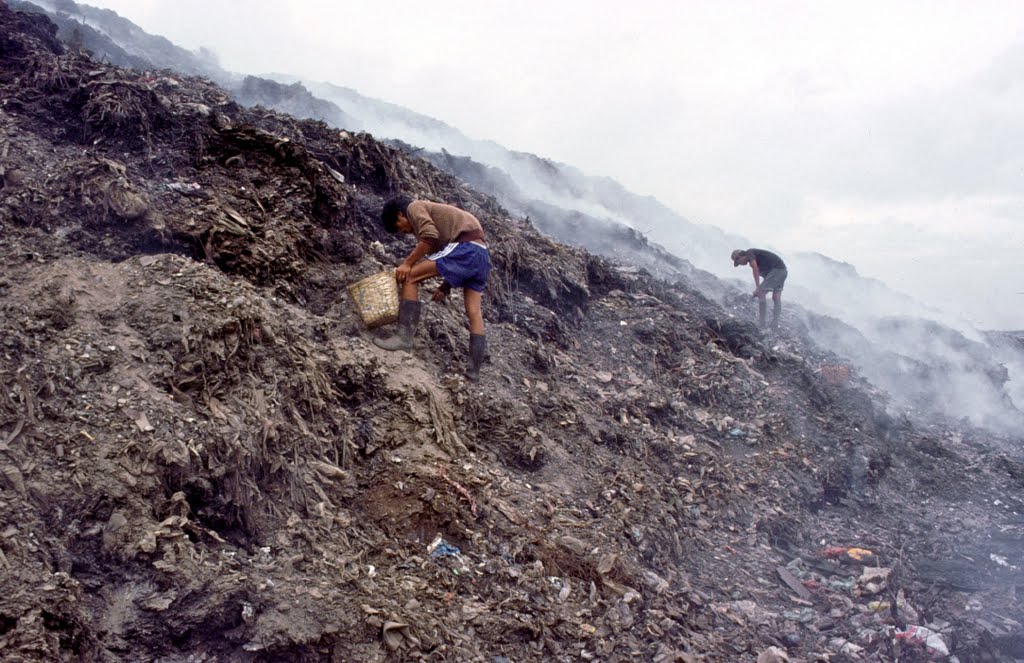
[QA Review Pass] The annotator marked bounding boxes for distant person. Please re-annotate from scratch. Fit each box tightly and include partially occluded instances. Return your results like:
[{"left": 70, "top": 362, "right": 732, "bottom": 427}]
[
  {"left": 731, "top": 248, "right": 788, "bottom": 329},
  {"left": 374, "top": 195, "right": 491, "bottom": 381}
]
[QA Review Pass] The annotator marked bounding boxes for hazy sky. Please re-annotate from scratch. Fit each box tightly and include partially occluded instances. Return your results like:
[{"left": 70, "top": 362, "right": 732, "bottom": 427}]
[{"left": 81, "top": 0, "right": 1024, "bottom": 328}]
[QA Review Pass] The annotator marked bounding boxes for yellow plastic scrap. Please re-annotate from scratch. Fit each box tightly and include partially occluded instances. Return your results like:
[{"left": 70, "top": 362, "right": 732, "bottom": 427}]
[{"left": 845, "top": 547, "right": 876, "bottom": 563}]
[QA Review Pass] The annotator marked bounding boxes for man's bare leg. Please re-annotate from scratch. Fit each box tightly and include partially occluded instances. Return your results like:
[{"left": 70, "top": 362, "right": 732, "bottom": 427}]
[
  {"left": 463, "top": 288, "right": 484, "bottom": 335},
  {"left": 401, "top": 260, "right": 440, "bottom": 300}
]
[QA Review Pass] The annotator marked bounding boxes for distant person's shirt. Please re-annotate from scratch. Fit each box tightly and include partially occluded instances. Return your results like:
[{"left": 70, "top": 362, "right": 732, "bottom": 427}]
[
  {"left": 407, "top": 200, "right": 484, "bottom": 252},
  {"left": 748, "top": 248, "right": 786, "bottom": 273}
]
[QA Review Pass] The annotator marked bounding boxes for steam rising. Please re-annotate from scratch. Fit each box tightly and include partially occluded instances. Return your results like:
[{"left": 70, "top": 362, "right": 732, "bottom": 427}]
[{"left": 304, "top": 78, "right": 1024, "bottom": 435}]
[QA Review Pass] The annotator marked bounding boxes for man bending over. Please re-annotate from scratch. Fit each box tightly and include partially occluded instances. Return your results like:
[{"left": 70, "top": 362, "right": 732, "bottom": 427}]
[
  {"left": 731, "top": 248, "right": 788, "bottom": 329},
  {"left": 375, "top": 195, "right": 492, "bottom": 381}
]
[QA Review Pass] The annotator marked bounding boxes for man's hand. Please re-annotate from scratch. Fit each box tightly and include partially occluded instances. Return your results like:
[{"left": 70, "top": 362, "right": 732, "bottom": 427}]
[
  {"left": 431, "top": 281, "right": 452, "bottom": 303},
  {"left": 395, "top": 263, "right": 412, "bottom": 284},
  {"left": 752, "top": 288, "right": 762, "bottom": 298}
]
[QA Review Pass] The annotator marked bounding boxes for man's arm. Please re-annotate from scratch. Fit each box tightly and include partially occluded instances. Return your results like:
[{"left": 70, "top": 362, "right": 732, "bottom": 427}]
[
  {"left": 396, "top": 240, "right": 433, "bottom": 283},
  {"left": 407, "top": 204, "right": 441, "bottom": 250},
  {"left": 750, "top": 258, "right": 762, "bottom": 295}
]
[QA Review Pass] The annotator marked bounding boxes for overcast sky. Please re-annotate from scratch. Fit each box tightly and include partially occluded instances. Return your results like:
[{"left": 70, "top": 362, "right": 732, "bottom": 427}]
[{"left": 82, "top": 0, "right": 1024, "bottom": 329}]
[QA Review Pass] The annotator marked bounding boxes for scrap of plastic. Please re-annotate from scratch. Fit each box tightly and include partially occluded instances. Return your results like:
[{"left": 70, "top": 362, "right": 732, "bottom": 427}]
[
  {"left": 820, "top": 545, "right": 878, "bottom": 565},
  {"left": 164, "top": 182, "right": 202, "bottom": 192},
  {"left": 427, "top": 534, "right": 461, "bottom": 558},
  {"left": 782, "top": 607, "right": 815, "bottom": 623},
  {"left": 845, "top": 547, "right": 877, "bottom": 563},
  {"left": 895, "top": 625, "right": 950, "bottom": 657}
]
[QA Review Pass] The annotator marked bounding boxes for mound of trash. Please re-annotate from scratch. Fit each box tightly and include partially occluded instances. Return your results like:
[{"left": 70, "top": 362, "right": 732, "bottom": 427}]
[{"left": 0, "top": 6, "right": 1022, "bottom": 662}]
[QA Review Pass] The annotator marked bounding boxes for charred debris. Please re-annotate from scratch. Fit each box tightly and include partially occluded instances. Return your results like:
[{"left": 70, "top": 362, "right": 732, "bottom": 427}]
[{"left": 0, "top": 5, "right": 1022, "bottom": 662}]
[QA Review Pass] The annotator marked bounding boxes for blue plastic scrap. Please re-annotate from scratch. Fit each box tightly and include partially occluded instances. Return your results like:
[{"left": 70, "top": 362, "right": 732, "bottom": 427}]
[{"left": 430, "top": 540, "right": 461, "bottom": 558}]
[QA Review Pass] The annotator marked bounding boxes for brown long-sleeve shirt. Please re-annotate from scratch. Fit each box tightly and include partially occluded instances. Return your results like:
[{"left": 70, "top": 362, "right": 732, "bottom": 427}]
[{"left": 407, "top": 200, "right": 484, "bottom": 252}]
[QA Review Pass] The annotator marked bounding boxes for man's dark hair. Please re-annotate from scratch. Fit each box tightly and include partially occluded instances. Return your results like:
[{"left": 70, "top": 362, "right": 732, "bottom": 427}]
[{"left": 381, "top": 195, "right": 413, "bottom": 233}]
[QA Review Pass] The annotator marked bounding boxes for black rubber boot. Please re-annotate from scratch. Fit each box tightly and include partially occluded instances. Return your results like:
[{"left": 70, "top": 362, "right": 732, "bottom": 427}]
[
  {"left": 373, "top": 300, "right": 421, "bottom": 351},
  {"left": 466, "top": 333, "right": 486, "bottom": 382},
  {"left": 771, "top": 300, "right": 782, "bottom": 329},
  {"left": 758, "top": 300, "right": 767, "bottom": 328}
]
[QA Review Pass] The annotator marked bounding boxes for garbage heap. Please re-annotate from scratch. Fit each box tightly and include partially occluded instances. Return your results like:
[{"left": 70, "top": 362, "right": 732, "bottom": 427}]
[{"left": 0, "top": 5, "right": 1022, "bottom": 662}]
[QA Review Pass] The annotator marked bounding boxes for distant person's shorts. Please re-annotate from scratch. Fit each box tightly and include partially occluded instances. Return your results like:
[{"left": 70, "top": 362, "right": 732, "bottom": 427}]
[
  {"left": 428, "top": 241, "right": 491, "bottom": 292},
  {"left": 760, "top": 268, "right": 788, "bottom": 292}
]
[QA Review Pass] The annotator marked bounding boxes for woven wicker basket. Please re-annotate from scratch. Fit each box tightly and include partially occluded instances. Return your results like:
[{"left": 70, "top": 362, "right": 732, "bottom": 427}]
[{"left": 347, "top": 270, "right": 399, "bottom": 329}]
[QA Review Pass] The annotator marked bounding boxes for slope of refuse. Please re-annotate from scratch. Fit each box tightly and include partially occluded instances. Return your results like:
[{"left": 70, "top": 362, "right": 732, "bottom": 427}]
[
  {"left": 18, "top": 0, "right": 1024, "bottom": 437},
  {"left": 0, "top": 6, "right": 1022, "bottom": 662}
]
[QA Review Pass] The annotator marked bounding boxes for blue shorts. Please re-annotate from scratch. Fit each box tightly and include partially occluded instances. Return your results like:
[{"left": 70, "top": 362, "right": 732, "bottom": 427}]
[{"left": 429, "top": 242, "right": 491, "bottom": 292}]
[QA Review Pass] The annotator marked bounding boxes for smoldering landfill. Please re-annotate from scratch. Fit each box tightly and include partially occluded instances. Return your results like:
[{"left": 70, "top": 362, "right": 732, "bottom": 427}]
[{"left": 0, "top": 5, "right": 1022, "bottom": 662}]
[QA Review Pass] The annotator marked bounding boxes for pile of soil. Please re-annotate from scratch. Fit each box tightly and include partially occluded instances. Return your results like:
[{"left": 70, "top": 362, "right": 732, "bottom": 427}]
[{"left": 0, "top": 5, "right": 1021, "bottom": 661}]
